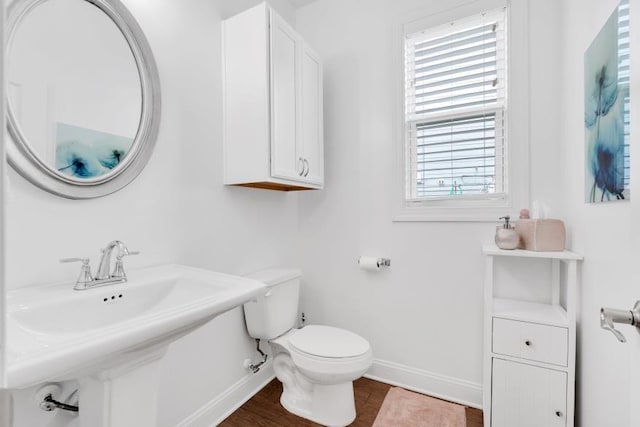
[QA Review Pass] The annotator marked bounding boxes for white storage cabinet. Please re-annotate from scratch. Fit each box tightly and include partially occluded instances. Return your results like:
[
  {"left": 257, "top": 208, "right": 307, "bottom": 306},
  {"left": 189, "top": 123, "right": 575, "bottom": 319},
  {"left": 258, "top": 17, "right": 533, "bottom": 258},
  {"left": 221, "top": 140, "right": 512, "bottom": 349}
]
[
  {"left": 223, "top": 3, "right": 323, "bottom": 191},
  {"left": 483, "top": 244, "right": 582, "bottom": 427}
]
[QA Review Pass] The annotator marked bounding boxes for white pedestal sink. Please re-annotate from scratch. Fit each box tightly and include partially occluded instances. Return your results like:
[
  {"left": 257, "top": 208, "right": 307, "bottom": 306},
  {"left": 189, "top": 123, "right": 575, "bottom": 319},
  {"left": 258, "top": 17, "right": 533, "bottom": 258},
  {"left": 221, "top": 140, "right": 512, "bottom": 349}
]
[{"left": 6, "top": 264, "right": 267, "bottom": 426}]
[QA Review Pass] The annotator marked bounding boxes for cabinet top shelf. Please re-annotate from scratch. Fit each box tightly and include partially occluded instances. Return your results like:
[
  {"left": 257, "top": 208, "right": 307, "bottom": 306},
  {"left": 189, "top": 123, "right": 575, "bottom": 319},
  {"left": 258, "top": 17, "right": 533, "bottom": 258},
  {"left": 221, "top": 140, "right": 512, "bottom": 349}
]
[{"left": 482, "top": 243, "right": 583, "bottom": 261}]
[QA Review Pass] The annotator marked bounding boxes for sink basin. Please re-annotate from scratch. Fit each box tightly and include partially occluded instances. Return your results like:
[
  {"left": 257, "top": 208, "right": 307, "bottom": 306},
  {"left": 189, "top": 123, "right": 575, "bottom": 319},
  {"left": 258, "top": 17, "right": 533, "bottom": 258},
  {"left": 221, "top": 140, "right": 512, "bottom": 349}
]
[{"left": 6, "top": 264, "right": 266, "bottom": 389}]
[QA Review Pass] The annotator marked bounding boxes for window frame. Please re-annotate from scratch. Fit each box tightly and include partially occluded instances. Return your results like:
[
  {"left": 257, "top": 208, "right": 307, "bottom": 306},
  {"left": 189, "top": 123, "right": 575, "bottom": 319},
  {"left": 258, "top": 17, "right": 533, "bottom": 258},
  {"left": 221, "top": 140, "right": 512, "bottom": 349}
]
[{"left": 393, "top": 0, "right": 530, "bottom": 222}]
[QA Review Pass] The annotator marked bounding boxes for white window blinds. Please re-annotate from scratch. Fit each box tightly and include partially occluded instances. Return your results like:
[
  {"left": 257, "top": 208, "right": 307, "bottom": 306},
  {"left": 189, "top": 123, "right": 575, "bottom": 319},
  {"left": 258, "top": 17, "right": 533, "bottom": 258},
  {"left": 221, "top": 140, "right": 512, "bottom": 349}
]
[
  {"left": 405, "top": 8, "right": 507, "bottom": 200},
  {"left": 619, "top": 0, "right": 630, "bottom": 191}
]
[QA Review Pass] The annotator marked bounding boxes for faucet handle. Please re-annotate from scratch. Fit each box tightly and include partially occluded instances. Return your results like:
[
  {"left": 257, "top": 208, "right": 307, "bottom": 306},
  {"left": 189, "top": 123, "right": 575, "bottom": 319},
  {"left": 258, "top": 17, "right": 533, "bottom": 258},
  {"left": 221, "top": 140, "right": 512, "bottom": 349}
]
[
  {"left": 60, "top": 258, "right": 94, "bottom": 290},
  {"left": 112, "top": 251, "right": 140, "bottom": 280},
  {"left": 116, "top": 250, "right": 140, "bottom": 261},
  {"left": 117, "top": 249, "right": 140, "bottom": 259},
  {"left": 60, "top": 257, "right": 90, "bottom": 264}
]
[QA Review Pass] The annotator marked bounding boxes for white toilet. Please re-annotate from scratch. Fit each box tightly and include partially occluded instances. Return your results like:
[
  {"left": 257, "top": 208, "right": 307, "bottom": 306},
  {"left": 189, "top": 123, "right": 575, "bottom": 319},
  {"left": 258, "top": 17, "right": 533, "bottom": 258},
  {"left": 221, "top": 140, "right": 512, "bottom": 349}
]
[{"left": 243, "top": 269, "right": 373, "bottom": 427}]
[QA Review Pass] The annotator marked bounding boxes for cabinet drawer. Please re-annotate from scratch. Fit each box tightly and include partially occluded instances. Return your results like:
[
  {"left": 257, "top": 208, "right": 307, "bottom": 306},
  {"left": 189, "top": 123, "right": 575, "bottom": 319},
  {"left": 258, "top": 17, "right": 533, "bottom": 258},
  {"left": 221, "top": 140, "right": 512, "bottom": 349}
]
[{"left": 493, "top": 318, "right": 568, "bottom": 366}]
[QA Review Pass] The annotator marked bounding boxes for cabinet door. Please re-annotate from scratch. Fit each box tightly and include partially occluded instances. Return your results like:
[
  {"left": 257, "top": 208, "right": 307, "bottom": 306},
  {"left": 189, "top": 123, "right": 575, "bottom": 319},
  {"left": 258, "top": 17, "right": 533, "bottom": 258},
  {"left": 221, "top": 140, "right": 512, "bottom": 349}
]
[
  {"left": 492, "top": 359, "right": 567, "bottom": 427},
  {"left": 300, "top": 43, "right": 324, "bottom": 185},
  {"left": 269, "top": 11, "right": 304, "bottom": 181}
]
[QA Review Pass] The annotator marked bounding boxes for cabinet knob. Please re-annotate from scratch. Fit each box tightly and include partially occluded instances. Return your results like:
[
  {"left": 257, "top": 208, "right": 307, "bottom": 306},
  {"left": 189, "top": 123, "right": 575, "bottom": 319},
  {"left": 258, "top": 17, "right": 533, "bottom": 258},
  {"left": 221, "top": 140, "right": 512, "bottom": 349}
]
[
  {"left": 303, "top": 158, "right": 309, "bottom": 177},
  {"left": 555, "top": 411, "right": 563, "bottom": 417},
  {"left": 298, "top": 157, "right": 305, "bottom": 176},
  {"left": 524, "top": 340, "right": 531, "bottom": 346}
]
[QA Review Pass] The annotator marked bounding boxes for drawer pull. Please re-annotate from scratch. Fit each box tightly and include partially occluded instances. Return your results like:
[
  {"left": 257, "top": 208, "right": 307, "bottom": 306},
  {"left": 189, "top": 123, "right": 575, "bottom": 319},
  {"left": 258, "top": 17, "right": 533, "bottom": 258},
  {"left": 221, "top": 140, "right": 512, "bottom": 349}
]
[
  {"left": 555, "top": 411, "right": 563, "bottom": 417},
  {"left": 303, "top": 158, "right": 310, "bottom": 177},
  {"left": 524, "top": 340, "right": 531, "bottom": 346}
]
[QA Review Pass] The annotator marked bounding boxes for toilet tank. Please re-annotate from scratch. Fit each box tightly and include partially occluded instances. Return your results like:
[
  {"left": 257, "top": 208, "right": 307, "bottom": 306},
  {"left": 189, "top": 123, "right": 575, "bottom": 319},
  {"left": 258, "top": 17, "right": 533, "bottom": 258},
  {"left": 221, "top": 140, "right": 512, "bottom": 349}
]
[{"left": 243, "top": 268, "right": 301, "bottom": 340}]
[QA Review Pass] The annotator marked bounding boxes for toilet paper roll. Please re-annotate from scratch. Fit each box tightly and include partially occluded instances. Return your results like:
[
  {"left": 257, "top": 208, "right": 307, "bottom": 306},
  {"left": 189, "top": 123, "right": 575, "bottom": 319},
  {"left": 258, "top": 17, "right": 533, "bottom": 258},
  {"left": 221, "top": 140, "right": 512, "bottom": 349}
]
[{"left": 358, "top": 256, "right": 381, "bottom": 271}]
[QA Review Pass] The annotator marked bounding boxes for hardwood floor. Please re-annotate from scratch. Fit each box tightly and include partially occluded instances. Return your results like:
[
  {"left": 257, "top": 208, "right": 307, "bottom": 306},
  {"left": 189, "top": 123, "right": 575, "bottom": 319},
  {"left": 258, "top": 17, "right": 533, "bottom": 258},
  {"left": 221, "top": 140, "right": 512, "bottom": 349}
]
[{"left": 220, "top": 378, "right": 483, "bottom": 427}]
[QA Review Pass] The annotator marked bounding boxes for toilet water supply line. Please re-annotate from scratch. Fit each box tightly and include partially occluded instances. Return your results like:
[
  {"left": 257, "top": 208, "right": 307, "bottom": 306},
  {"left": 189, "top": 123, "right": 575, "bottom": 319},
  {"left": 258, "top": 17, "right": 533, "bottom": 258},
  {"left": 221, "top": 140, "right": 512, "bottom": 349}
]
[
  {"left": 41, "top": 394, "right": 79, "bottom": 413},
  {"left": 246, "top": 339, "right": 268, "bottom": 373},
  {"left": 245, "top": 313, "right": 305, "bottom": 374}
]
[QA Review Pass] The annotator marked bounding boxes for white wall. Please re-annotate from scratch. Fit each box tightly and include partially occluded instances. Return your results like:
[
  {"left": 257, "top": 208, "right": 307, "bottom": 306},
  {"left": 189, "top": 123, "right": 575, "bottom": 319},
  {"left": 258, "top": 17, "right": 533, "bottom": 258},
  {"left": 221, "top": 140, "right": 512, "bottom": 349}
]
[
  {"left": 294, "top": 0, "right": 563, "bottom": 406},
  {"left": 5, "top": 0, "right": 297, "bottom": 426},
  {"left": 559, "top": 0, "right": 634, "bottom": 426}
]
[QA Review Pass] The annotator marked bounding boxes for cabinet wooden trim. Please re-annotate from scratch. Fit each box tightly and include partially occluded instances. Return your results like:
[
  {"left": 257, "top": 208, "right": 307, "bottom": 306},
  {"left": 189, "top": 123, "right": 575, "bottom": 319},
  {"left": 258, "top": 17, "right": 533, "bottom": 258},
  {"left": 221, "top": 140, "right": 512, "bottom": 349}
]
[{"left": 231, "top": 182, "right": 318, "bottom": 191}]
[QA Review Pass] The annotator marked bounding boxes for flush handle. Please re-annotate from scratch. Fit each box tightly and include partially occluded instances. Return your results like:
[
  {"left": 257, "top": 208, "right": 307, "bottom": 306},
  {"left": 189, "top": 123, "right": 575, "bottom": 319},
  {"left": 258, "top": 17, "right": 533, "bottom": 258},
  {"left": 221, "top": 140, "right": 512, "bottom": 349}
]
[{"left": 600, "top": 301, "right": 640, "bottom": 343}]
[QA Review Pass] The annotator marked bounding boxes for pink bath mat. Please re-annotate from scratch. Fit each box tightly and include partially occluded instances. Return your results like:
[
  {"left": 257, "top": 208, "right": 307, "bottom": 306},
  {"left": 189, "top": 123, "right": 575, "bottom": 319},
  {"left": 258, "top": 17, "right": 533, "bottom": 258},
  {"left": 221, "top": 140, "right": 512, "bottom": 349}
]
[{"left": 372, "top": 387, "right": 467, "bottom": 427}]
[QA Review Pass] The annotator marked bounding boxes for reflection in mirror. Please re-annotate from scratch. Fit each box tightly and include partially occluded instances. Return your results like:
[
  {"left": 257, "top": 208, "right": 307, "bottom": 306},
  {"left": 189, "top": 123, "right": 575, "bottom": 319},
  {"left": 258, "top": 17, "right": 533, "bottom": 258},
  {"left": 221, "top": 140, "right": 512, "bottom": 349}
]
[{"left": 8, "top": 0, "right": 142, "bottom": 180}]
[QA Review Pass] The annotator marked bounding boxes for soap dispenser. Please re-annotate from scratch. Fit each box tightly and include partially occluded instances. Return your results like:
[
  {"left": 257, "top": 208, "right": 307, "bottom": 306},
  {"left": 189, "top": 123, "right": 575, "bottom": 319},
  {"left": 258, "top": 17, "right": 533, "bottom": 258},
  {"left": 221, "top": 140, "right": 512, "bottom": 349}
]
[{"left": 495, "top": 216, "right": 519, "bottom": 250}]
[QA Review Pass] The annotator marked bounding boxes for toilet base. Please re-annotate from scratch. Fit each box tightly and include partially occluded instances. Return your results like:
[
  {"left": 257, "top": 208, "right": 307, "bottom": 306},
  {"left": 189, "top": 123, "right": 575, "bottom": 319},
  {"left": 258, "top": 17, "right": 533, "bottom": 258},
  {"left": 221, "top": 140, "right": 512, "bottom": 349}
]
[
  {"left": 268, "top": 327, "right": 372, "bottom": 426},
  {"left": 273, "top": 351, "right": 358, "bottom": 426},
  {"left": 280, "top": 381, "right": 356, "bottom": 427}
]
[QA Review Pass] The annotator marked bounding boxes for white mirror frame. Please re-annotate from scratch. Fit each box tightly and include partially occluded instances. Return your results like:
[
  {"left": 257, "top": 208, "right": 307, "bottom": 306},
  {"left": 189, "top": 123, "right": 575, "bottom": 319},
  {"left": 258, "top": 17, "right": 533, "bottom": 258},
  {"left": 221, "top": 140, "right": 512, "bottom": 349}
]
[
  {"left": 5, "top": 0, "right": 161, "bottom": 199},
  {"left": 0, "top": 0, "right": 6, "bottom": 392}
]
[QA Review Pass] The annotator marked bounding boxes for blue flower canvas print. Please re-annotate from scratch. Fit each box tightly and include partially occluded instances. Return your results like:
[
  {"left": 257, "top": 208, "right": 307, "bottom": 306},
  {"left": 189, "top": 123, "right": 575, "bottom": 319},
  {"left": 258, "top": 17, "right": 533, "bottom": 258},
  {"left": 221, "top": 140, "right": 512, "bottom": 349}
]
[
  {"left": 585, "top": 0, "right": 630, "bottom": 202},
  {"left": 55, "top": 123, "right": 134, "bottom": 179}
]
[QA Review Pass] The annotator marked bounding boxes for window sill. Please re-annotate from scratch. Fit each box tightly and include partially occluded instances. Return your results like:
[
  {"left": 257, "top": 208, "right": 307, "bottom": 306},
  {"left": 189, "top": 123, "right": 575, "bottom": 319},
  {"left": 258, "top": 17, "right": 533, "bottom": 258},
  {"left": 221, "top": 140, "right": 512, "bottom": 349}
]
[{"left": 393, "top": 200, "right": 516, "bottom": 222}]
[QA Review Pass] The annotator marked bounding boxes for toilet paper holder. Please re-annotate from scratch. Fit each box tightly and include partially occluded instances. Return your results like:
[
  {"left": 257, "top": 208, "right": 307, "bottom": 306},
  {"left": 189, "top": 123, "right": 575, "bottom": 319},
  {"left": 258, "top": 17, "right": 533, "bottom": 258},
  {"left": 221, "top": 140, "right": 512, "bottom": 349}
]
[
  {"left": 358, "top": 257, "right": 391, "bottom": 268},
  {"left": 377, "top": 258, "right": 391, "bottom": 267}
]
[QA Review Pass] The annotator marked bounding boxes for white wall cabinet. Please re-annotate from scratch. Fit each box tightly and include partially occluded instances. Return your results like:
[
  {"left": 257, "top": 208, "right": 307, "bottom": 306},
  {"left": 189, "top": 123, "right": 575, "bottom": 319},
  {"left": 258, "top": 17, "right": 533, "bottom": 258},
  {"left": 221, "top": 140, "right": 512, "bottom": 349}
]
[
  {"left": 223, "top": 3, "right": 323, "bottom": 191},
  {"left": 483, "top": 245, "right": 582, "bottom": 427}
]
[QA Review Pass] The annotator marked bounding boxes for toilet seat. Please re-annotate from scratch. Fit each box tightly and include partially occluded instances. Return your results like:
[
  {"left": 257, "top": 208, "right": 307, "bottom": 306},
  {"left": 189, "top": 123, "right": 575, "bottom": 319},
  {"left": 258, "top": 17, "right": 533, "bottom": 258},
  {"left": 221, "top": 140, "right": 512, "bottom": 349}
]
[
  {"left": 289, "top": 325, "right": 371, "bottom": 359},
  {"left": 279, "top": 326, "right": 373, "bottom": 386}
]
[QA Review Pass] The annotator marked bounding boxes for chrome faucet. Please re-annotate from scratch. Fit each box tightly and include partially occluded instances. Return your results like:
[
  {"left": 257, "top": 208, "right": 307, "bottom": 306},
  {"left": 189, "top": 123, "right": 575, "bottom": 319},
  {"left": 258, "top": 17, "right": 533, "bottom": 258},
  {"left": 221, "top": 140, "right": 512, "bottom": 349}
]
[
  {"left": 61, "top": 240, "right": 139, "bottom": 290},
  {"left": 96, "top": 240, "right": 132, "bottom": 280}
]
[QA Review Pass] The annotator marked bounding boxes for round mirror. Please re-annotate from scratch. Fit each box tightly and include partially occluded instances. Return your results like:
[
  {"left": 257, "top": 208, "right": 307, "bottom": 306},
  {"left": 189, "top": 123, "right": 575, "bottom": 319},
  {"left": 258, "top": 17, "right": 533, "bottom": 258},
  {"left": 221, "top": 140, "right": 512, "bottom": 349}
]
[{"left": 5, "top": 0, "right": 160, "bottom": 199}]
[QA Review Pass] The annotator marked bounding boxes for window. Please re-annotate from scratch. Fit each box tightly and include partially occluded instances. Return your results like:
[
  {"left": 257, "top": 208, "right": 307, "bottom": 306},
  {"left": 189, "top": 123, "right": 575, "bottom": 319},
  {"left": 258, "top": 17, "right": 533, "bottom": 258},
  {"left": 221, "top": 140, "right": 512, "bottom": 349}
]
[{"left": 404, "top": 8, "right": 507, "bottom": 202}]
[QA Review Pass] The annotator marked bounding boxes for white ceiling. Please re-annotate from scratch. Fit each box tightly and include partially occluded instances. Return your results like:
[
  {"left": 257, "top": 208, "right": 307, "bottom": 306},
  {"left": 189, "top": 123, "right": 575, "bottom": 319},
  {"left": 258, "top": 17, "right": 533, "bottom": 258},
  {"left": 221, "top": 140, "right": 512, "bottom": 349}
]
[
  {"left": 219, "top": 0, "right": 317, "bottom": 20},
  {"left": 287, "top": 0, "right": 318, "bottom": 8}
]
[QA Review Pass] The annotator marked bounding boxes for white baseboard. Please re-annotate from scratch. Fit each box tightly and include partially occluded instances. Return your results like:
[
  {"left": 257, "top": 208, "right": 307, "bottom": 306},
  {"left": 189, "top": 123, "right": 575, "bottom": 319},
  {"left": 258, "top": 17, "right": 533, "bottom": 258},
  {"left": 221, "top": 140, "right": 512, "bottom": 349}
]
[
  {"left": 177, "top": 357, "right": 481, "bottom": 426},
  {"left": 365, "top": 359, "right": 483, "bottom": 409},
  {"left": 177, "top": 362, "right": 275, "bottom": 427}
]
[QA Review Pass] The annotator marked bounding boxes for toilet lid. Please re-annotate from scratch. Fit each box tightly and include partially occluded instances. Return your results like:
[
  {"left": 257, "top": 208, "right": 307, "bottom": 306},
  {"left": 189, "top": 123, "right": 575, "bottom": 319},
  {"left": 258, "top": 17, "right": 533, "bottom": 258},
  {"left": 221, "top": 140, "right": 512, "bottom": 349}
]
[{"left": 289, "top": 325, "right": 370, "bottom": 359}]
